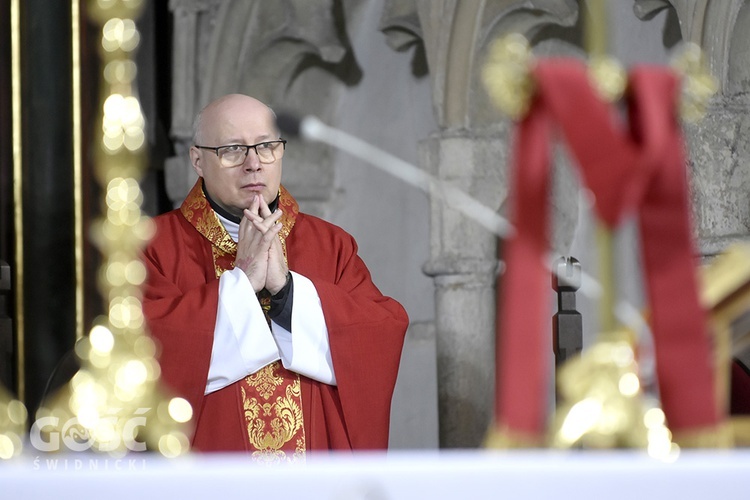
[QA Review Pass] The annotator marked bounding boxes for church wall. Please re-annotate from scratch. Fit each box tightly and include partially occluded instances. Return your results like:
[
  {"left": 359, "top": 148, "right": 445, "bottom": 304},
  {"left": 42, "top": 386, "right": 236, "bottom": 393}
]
[{"left": 319, "top": 0, "right": 439, "bottom": 448}]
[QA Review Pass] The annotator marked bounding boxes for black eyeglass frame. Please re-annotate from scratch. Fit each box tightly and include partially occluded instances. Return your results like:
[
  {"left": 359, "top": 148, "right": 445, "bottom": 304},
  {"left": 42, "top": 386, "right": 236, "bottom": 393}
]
[{"left": 194, "top": 139, "right": 287, "bottom": 166}]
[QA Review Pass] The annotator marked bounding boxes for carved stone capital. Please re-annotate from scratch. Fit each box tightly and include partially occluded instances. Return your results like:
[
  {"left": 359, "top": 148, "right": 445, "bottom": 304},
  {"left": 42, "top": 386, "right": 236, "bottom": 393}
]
[
  {"left": 380, "top": 0, "right": 421, "bottom": 52},
  {"left": 634, "top": 0, "right": 745, "bottom": 93},
  {"left": 419, "top": 133, "right": 509, "bottom": 271},
  {"left": 402, "top": 0, "right": 578, "bottom": 128}
]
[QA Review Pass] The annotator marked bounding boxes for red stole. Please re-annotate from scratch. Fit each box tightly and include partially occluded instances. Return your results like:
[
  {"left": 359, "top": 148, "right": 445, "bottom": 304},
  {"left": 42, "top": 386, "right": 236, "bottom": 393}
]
[
  {"left": 180, "top": 179, "right": 307, "bottom": 461},
  {"left": 494, "top": 61, "right": 721, "bottom": 442}
]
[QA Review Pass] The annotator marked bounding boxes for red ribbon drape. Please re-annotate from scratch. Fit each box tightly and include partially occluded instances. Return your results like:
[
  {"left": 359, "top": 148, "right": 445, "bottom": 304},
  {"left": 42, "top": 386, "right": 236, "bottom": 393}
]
[{"left": 495, "top": 60, "right": 721, "bottom": 439}]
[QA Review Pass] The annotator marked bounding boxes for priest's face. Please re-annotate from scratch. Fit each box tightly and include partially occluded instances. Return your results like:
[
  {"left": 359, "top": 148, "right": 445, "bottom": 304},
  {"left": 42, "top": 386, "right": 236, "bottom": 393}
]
[{"left": 190, "top": 94, "right": 283, "bottom": 218}]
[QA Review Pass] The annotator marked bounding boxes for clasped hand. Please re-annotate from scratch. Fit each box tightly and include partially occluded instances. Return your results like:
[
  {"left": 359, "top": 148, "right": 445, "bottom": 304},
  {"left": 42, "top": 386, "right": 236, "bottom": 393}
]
[{"left": 235, "top": 194, "right": 288, "bottom": 295}]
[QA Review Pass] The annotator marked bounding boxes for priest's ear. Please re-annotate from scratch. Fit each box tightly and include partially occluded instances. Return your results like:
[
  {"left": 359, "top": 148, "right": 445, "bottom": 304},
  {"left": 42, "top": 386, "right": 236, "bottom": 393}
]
[{"left": 190, "top": 146, "right": 204, "bottom": 178}]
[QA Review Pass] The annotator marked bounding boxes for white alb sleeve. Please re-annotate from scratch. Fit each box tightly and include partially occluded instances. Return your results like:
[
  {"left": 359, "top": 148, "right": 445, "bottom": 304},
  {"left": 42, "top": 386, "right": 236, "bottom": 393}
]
[
  {"left": 271, "top": 271, "right": 337, "bottom": 385},
  {"left": 205, "top": 267, "right": 280, "bottom": 394}
]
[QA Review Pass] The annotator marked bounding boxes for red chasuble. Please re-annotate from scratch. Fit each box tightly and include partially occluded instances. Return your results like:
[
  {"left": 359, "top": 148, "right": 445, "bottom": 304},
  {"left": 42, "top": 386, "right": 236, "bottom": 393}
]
[{"left": 141, "top": 179, "right": 408, "bottom": 456}]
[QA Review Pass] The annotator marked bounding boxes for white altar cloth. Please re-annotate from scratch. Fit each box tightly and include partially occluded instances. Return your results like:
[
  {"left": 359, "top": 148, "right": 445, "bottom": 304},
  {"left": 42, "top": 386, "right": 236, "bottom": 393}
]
[{"left": 2, "top": 449, "right": 748, "bottom": 499}]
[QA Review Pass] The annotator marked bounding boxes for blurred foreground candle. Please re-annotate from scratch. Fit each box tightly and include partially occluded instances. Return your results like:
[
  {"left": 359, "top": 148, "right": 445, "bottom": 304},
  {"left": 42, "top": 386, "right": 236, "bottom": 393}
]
[
  {"left": 0, "top": 384, "right": 27, "bottom": 459},
  {"left": 34, "top": 0, "right": 192, "bottom": 457}
]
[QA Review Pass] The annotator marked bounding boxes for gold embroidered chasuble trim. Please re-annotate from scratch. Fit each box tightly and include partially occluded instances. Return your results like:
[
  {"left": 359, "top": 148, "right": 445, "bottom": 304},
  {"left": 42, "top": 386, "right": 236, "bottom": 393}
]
[{"left": 180, "top": 180, "right": 305, "bottom": 462}]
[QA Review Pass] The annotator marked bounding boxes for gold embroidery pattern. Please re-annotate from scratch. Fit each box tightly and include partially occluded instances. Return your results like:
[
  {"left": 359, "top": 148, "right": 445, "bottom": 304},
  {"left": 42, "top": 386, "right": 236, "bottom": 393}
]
[
  {"left": 180, "top": 181, "right": 236, "bottom": 256},
  {"left": 242, "top": 362, "right": 305, "bottom": 464},
  {"left": 179, "top": 179, "right": 307, "bottom": 460},
  {"left": 211, "top": 246, "right": 234, "bottom": 279},
  {"left": 245, "top": 362, "right": 283, "bottom": 399},
  {"left": 277, "top": 185, "right": 299, "bottom": 264}
]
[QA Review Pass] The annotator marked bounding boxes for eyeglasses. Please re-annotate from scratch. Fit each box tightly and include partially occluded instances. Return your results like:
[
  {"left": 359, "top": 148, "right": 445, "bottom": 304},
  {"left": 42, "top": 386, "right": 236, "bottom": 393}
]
[{"left": 195, "top": 140, "right": 287, "bottom": 167}]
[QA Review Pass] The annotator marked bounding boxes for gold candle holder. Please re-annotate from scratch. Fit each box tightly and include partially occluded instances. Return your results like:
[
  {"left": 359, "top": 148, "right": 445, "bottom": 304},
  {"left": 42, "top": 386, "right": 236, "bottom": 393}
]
[
  {"left": 34, "top": 0, "right": 191, "bottom": 457},
  {"left": 481, "top": 2, "right": 718, "bottom": 453}
]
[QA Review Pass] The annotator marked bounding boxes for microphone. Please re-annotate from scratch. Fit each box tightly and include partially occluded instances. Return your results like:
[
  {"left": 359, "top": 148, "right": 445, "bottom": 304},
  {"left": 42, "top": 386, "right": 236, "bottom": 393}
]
[{"left": 277, "top": 112, "right": 514, "bottom": 239}]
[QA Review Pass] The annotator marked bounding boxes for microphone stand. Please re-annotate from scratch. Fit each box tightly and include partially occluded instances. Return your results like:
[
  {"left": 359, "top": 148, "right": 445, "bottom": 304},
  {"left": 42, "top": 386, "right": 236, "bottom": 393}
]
[{"left": 281, "top": 114, "right": 650, "bottom": 341}]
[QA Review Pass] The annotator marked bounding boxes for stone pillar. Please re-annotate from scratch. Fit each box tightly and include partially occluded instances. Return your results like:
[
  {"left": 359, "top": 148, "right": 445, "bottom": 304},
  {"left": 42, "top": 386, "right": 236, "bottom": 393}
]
[
  {"left": 687, "top": 94, "right": 750, "bottom": 257},
  {"left": 404, "top": 0, "right": 579, "bottom": 447},
  {"left": 687, "top": 0, "right": 750, "bottom": 257},
  {"left": 165, "top": 0, "right": 219, "bottom": 206},
  {"left": 420, "top": 133, "right": 509, "bottom": 447},
  {"left": 634, "top": 0, "right": 750, "bottom": 255}
]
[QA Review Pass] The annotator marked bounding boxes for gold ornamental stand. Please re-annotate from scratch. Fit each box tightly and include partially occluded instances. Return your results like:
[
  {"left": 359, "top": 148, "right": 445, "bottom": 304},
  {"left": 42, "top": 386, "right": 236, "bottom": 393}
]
[{"left": 34, "top": 0, "right": 192, "bottom": 457}]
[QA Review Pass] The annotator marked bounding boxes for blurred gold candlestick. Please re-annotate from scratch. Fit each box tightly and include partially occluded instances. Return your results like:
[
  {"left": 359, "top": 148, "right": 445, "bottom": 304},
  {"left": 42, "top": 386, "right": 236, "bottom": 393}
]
[{"left": 34, "top": 0, "right": 192, "bottom": 457}]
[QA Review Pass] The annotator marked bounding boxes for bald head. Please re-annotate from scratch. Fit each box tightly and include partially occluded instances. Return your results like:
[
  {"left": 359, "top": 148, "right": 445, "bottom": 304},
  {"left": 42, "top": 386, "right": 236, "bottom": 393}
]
[{"left": 192, "top": 94, "right": 279, "bottom": 145}]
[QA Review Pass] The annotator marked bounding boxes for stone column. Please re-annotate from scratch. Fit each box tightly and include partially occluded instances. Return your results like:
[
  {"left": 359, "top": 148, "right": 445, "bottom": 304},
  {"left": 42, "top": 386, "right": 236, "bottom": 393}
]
[
  {"left": 687, "top": 94, "right": 750, "bottom": 257},
  {"left": 400, "top": 0, "right": 579, "bottom": 447},
  {"left": 420, "top": 132, "right": 510, "bottom": 447},
  {"left": 634, "top": 0, "right": 750, "bottom": 256},
  {"left": 166, "top": 0, "right": 220, "bottom": 205}
]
